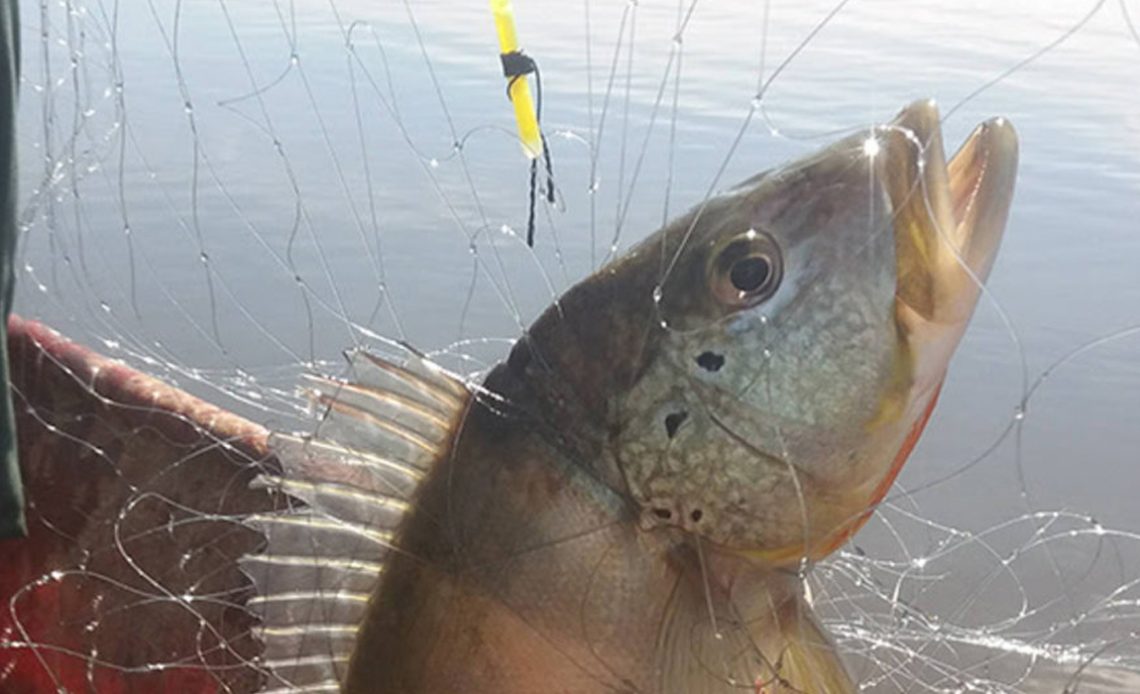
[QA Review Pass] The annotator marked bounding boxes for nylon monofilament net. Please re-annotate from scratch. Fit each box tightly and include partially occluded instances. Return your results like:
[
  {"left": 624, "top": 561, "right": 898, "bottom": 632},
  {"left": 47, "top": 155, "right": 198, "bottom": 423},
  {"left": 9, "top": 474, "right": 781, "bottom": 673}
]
[{"left": 5, "top": 0, "right": 1140, "bottom": 692}]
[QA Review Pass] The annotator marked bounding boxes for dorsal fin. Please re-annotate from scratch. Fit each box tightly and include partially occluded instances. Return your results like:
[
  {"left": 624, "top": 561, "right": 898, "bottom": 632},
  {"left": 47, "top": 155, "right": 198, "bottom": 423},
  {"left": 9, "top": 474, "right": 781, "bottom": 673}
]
[{"left": 240, "top": 348, "right": 471, "bottom": 693}]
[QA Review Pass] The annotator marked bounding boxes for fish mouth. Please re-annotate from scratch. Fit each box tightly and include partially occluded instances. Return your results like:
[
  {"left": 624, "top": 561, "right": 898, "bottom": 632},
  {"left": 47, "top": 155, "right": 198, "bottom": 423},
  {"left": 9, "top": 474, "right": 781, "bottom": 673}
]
[{"left": 880, "top": 99, "right": 1018, "bottom": 330}]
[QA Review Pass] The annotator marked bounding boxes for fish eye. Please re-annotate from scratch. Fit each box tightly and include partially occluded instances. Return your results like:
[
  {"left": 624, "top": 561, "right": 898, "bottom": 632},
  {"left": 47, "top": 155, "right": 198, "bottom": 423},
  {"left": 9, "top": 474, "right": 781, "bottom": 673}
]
[{"left": 709, "top": 231, "right": 782, "bottom": 307}]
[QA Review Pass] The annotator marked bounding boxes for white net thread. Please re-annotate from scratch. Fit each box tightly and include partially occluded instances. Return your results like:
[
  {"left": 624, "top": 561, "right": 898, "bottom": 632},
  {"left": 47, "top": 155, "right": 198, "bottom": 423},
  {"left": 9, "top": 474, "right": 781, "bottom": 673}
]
[{"left": 4, "top": 0, "right": 1140, "bottom": 692}]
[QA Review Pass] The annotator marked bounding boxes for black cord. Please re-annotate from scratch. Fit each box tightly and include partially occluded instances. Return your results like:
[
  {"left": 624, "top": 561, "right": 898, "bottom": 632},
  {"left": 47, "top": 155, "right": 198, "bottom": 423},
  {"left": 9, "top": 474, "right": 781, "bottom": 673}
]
[{"left": 501, "top": 50, "right": 555, "bottom": 247}]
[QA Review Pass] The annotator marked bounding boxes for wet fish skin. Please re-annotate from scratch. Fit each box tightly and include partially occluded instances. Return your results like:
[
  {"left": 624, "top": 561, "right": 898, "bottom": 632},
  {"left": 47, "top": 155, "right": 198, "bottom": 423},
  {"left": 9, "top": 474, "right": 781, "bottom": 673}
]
[{"left": 337, "top": 100, "right": 1017, "bottom": 692}]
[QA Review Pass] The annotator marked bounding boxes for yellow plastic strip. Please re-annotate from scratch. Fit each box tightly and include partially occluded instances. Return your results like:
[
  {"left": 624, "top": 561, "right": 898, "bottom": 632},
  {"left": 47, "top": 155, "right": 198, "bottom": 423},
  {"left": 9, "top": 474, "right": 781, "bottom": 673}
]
[{"left": 490, "top": 0, "right": 543, "bottom": 159}]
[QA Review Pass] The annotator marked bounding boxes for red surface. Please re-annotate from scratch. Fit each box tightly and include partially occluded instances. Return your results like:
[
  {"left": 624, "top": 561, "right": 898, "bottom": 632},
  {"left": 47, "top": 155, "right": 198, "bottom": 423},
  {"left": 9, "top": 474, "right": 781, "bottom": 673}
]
[{"left": 0, "top": 315, "right": 280, "bottom": 693}]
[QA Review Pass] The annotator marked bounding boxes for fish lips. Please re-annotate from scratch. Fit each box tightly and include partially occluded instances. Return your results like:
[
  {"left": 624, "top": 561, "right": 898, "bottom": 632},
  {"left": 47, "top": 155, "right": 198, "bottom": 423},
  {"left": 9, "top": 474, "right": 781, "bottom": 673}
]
[{"left": 881, "top": 100, "right": 1018, "bottom": 322}]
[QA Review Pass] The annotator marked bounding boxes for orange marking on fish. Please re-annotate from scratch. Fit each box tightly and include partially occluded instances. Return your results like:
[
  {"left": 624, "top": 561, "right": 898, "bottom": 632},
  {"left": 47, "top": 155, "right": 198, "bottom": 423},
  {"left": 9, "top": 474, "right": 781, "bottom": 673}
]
[{"left": 817, "top": 380, "right": 945, "bottom": 557}]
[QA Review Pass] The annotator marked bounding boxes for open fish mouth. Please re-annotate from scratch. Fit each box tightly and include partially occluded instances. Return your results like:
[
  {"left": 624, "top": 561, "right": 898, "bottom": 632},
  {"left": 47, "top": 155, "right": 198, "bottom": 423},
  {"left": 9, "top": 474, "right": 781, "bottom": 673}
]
[
  {"left": 845, "top": 102, "right": 1018, "bottom": 546},
  {"left": 853, "top": 100, "right": 1019, "bottom": 534},
  {"left": 883, "top": 100, "right": 1018, "bottom": 335}
]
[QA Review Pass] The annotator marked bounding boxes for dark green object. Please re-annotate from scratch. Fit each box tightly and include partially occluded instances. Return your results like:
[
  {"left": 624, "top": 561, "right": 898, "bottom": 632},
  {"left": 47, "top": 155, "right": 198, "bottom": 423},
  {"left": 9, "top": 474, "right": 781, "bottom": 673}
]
[{"left": 0, "top": 0, "right": 22, "bottom": 539}]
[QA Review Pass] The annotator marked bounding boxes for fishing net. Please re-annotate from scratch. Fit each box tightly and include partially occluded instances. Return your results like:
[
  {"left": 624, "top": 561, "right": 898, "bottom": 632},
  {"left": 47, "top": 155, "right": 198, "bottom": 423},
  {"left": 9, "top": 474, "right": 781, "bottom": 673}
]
[{"left": 4, "top": 0, "right": 1140, "bottom": 691}]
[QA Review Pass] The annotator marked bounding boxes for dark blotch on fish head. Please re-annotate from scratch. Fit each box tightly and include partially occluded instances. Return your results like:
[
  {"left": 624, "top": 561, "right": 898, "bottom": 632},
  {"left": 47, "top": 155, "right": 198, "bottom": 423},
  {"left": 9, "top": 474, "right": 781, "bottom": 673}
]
[
  {"left": 663, "top": 411, "right": 687, "bottom": 439},
  {"left": 695, "top": 351, "right": 724, "bottom": 372}
]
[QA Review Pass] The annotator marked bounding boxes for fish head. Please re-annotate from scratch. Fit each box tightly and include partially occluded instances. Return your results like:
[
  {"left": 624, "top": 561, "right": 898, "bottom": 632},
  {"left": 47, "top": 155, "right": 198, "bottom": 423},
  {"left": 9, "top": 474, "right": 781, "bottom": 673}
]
[{"left": 615, "top": 100, "right": 1017, "bottom": 566}]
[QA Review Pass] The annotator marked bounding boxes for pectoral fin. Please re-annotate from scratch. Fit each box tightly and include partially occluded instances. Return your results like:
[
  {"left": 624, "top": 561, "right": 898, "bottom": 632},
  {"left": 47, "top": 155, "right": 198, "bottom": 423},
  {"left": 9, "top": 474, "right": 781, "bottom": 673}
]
[
  {"left": 659, "top": 566, "right": 855, "bottom": 694},
  {"left": 755, "top": 601, "right": 855, "bottom": 694}
]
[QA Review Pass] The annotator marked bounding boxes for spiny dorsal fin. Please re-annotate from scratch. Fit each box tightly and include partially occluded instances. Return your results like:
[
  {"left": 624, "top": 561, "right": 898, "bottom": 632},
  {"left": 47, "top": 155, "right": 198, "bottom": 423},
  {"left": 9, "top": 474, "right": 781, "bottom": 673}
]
[{"left": 240, "top": 348, "right": 471, "bottom": 693}]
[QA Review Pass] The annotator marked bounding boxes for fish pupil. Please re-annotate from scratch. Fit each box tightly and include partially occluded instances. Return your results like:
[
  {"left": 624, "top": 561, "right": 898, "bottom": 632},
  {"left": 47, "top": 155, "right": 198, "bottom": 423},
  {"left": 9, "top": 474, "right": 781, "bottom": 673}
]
[{"left": 730, "top": 256, "right": 771, "bottom": 292}]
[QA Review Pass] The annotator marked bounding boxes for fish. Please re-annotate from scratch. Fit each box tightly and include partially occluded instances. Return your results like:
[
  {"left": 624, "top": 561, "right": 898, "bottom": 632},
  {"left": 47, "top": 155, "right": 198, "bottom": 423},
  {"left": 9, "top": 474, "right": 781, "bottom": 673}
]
[
  {"left": 246, "top": 99, "right": 1018, "bottom": 693},
  {"left": 0, "top": 99, "right": 1018, "bottom": 693}
]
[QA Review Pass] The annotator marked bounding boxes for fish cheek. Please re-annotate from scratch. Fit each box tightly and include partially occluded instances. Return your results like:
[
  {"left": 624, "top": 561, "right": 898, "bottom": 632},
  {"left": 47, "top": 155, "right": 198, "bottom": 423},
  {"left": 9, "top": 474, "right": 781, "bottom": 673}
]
[
  {"left": 614, "top": 389, "right": 699, "bottom": 531},
  {"left": 612, "top": 350, "right": 791, "bottom": 550}
]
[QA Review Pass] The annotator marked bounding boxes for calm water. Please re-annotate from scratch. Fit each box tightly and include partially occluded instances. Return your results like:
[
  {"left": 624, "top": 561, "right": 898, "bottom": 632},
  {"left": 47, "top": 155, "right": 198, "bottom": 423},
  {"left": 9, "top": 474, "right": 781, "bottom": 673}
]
[{"left": 14, "top": 0, "right": 1140, "bottom": 685}]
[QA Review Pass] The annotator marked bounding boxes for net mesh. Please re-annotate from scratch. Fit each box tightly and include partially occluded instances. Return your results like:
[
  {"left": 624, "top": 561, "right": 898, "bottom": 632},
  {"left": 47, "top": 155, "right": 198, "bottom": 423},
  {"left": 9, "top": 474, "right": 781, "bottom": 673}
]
[{"left": 5, "top": 0, "right": 1140, "bottom": 691}]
